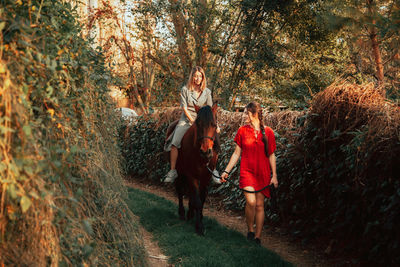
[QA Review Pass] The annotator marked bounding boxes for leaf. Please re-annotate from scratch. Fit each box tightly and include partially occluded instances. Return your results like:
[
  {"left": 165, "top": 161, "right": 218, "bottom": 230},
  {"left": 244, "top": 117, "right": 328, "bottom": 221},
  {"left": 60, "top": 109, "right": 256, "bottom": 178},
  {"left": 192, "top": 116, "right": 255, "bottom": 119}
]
[
  {"left": 70, "top": 145, "right": 79, "bottom": 153},
  {"left": 0, "top": 21, "right": 6, "bottom": 32},
  {"left": 0, "top": 125, "right": 15, "bottom": 134},
  {"left": 0, "top": 63, "right": 5, "bottom": 74},
  {"left": 46, "top": 86, "right": 54, "bottom": 97},
  {"left": 8, "top": 183, "right": 17, "bottom": 199},
  {"left": 22, "top": 125, "right": 32, "bottom": 136},
  {"left": 20, "top": 195, "right": 32, "bottom": 213},
  {"left": 24, "top": 165, "right": 34, "bottom": 175},
  {"left": 83, "top": 219, "right": 93, "bottom": 235},
  {"left": 29, "top": 191, "right": 40, "bottom": 199},
  {"left": 83, "top": 244, "right": 94, "bottom": 258},
  {"left": 0, "top": 162, "right": 6, "bottom": 173}
]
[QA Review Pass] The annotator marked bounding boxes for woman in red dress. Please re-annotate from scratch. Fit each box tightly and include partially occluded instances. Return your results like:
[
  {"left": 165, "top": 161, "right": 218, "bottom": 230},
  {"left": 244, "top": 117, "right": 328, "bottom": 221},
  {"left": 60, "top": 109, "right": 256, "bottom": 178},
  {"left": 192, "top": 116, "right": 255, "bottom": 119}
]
[{"left": 221, "top": 102, "right": 278, "bottom": 245}]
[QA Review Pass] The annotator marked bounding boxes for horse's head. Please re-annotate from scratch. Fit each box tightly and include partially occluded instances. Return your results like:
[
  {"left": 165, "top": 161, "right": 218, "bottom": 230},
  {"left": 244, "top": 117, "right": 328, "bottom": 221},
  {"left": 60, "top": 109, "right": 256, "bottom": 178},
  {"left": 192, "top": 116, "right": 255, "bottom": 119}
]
[{"left": 194, "top": 103, "right": 218, "bottom": 161}]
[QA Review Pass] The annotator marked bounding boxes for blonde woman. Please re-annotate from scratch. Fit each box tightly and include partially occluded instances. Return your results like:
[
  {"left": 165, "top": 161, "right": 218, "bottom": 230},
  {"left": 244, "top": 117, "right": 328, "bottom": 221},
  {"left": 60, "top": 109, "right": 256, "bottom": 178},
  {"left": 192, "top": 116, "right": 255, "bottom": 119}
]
[
  {"left": 221, "top": 102, "right": 278, "bottom": 245},
  {"left": 164, "top": 66, "right": 220, "bottom": 183}
]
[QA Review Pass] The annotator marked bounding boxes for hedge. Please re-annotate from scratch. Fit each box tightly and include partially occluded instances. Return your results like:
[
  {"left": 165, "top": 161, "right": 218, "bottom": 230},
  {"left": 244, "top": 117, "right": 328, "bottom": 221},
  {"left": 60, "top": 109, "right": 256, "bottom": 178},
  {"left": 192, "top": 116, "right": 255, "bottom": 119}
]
[
  {"left": 121, "top": 82, "right": 399, "bottom": 266},
  {"left": 1, "top": 1, "right": 146, "bottom": 266}
]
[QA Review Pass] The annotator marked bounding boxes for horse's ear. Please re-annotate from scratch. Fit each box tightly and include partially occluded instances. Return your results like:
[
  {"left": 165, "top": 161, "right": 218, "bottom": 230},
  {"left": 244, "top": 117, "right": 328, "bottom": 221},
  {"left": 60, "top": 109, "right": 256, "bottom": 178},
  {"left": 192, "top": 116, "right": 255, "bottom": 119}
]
[
  {"left": 211, "top": 102, "right": 218, "bottom": 114},
  {"left": 194, "top": 104, "right": 200, "bottom": 113}
]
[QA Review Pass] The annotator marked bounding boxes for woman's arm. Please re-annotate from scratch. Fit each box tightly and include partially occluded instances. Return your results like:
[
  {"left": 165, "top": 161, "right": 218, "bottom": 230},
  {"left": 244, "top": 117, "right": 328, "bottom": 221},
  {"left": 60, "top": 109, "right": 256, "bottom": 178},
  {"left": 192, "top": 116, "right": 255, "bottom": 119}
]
[
  {"left": 269, "top": 153, "right": 278, "bottom": 187},
  {"left": 221, "top": 145, "right": 242, "bottom": 182},
  {"left": 180, "top": 87, "right": 195, "bottom": 123},
  {"left": 183, "top": 107, "right": 195, "bottom": 124},
  {"left": 206, "top": 89, "right": 213, "bottom": 106}
]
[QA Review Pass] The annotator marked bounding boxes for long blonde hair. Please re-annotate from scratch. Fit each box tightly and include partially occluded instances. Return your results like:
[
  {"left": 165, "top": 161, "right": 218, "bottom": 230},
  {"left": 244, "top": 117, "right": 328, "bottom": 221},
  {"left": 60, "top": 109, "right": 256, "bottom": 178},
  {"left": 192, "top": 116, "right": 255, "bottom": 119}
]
[{"left": 186, "top": 66, "right": 207, "bottom": 92}]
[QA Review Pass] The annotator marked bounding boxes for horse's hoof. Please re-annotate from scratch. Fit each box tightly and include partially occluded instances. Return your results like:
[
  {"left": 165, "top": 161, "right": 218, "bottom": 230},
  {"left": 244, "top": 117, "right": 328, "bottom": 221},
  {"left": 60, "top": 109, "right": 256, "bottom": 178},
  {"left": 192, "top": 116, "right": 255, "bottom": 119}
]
[
  {"left": 186, "top": 211, "right": 194, "bottom": 221},
  {"left": 196, "top": 226, "right": 205, "bottom": 236},
  {"left": 196, "top": 229, "right": 205, "bottom": 236}
]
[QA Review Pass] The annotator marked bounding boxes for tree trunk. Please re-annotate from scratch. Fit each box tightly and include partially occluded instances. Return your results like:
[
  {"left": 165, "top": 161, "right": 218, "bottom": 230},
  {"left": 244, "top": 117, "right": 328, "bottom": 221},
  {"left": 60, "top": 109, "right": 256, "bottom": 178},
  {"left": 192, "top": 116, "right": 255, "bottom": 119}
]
[
  {"left": 367, "top": 0, "right": 385, "bottom": 95},
  {"left": 370, "top": 29, "right": 384, "bottom": 83},
  {"left": 168, "top": 0, "right": 192, "bottom": 76},
  {"left": 129, "top": 66, "right": 147, "bottom": 114},
  {"left": 195, "top": 0, "right": 209, "bottom": 68}
]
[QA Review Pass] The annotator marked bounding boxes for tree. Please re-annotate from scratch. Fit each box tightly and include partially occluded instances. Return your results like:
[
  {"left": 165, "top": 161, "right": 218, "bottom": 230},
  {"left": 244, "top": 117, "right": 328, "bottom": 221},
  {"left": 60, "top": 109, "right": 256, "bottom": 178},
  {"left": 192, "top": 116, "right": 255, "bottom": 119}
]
[
  {"left": 323, "top": 0, "right": 400, "bottom": 96},
  {"left": 88, "top": 0, "right": 153, "bottom": 113}
]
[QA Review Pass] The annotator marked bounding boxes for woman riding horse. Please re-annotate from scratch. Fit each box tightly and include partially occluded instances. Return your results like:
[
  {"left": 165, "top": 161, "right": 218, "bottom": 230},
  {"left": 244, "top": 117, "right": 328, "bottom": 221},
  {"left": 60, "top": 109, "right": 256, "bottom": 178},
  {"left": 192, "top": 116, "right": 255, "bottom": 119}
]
[
  {"left": 164, "top": 66, "right": 220, "bottom": 183},
  {"left": 175, "top": 104, "right": 219, "bottom": 235}
]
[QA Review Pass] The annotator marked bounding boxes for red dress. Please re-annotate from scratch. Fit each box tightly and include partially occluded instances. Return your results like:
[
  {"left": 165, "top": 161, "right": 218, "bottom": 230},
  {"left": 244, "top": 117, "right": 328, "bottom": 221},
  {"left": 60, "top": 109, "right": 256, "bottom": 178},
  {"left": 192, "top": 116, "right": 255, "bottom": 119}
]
[{"left": 234, "top": 125, "right": 276, "bottom": 198}]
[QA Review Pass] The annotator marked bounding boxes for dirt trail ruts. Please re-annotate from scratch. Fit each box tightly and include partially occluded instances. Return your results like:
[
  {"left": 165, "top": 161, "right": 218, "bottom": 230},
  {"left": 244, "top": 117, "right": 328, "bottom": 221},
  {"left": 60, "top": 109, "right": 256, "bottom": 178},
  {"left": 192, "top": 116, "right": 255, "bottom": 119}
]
[
  {"left": 127, "top": 179, "right": 333, "bottom": 267},
  {"left": 140, "top": 226, "right": 171, "bottom": 267}
]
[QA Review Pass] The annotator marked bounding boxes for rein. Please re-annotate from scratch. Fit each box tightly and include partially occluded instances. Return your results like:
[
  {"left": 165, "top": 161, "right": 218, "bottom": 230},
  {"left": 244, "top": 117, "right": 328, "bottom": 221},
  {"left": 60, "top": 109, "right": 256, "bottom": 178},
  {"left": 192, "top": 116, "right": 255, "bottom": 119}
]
[{"left": 206, "top": 166, "right": 274, "bottom": 193}]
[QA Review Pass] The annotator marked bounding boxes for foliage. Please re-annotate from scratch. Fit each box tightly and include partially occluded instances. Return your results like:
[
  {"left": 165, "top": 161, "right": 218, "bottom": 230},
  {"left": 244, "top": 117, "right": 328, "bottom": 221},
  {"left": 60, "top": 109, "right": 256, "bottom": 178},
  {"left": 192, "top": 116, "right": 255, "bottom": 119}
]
[
  {"left": 119, "top": 116, "right": 171, "bottom": 180},
  {"left": 275, "top": 82, "right": 400, "bottom": 266},
  {"left": 126, "top": 0, "right": 399, "bottom": 111},
  {"left": 0, "top": 0, "right": 146, "bottom": 265},
  {"left": 128, "top": 0, "right": 356, "bottom": 110},
  {"left": 321, "top": 0, "right": 400, "bottom": 96},
  {"left": 127, "top": 187, "right": 293, "bottom": 266},
  {"left": 88, "top": 0, "right": 154, "bottom": 114}
]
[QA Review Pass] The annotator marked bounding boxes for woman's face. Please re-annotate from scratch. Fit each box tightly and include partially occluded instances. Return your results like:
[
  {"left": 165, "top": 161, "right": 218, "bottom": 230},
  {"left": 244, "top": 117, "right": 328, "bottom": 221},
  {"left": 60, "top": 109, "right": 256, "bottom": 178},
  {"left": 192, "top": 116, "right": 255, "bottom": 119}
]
[
  {"left": 243, "top": 110, "right": 257, "bottom": 123},
  {"left": 242, "top": 110, "right": 251, "bottom": 124},
  {"left": 193, "top": 71, "right": 203, "bottom": 86}
]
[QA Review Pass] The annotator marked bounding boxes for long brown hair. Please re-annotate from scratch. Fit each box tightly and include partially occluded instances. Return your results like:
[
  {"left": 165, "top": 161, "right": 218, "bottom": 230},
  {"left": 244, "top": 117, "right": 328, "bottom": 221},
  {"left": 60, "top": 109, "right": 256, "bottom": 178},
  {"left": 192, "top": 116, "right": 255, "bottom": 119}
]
[
  {"left": 186, "top": 66, "right": 207, "bottom": 92},
  {"left": 246, "top": 102, "right": 269, "bottom": 156}
]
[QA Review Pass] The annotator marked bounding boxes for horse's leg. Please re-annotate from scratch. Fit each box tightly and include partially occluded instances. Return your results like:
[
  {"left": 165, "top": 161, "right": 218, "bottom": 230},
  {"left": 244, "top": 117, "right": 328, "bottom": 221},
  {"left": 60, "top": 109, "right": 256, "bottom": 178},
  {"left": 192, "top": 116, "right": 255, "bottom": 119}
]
[
  {"left": 199, "top": 186, "right": 208, "bottom": 222},
  {"left": 193, "top": 184, "right": 204, "bottom": 235},
  {"left": 176, "top": 175, "right": 185, "bottom": 220},
  {"left": 187, "top": 195, "right": 194, "bottom": 221},
  {"left": 186, "top": 178, "right": 195, "bottom": 221}
]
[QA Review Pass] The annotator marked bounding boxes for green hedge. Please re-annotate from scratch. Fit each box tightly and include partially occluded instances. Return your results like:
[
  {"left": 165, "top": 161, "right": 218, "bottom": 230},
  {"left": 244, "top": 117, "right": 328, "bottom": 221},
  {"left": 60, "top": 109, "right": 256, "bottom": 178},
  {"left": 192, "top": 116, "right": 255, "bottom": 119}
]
[{"left": 121, "top": 83, "right": 399, "bottom": 265}]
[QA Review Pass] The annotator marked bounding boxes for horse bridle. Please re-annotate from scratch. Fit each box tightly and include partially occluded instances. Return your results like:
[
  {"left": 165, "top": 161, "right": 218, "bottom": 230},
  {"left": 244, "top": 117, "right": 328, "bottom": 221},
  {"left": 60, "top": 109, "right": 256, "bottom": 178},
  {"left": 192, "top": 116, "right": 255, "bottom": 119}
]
[{"left": 198, "top": 135, "right": 215, "bottom": 141}]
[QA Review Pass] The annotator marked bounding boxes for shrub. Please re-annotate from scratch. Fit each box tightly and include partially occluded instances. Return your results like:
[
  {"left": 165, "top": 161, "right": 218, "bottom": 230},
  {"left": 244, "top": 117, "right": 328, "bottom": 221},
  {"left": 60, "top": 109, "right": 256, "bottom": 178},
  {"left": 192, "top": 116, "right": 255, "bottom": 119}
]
[
  {"left": 122, "top": 82, "right": 400, "bottom": 265},
  {"left": 0, "top": 1, "right": 146, "bottom": 265},
  {"left": 276, "top": 82, "right": 400, "bottom": 265}
]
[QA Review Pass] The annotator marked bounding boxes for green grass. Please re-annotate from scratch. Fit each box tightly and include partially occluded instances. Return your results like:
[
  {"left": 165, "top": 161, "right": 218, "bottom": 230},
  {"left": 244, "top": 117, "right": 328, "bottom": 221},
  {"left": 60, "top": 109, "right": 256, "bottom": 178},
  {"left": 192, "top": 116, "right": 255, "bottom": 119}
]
[{"left": 126, "top": 187, "right": 293, "bottom": 267}]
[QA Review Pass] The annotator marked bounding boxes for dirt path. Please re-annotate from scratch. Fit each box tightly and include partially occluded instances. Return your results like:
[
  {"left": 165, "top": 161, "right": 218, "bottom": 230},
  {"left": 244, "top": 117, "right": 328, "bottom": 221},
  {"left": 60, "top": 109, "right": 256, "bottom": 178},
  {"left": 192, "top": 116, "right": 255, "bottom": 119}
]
[
  {"left": 140, "top": 226, "right": 170, "bottom": 267},
  {"left": 127, "top": 179, "right": 333, "bottom": 267}
]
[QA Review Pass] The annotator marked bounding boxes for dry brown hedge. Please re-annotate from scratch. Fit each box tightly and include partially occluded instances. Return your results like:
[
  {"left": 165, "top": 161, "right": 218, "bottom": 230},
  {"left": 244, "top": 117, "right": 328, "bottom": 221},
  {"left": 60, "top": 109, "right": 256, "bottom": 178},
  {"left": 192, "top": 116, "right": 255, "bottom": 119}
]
[{"left": 276, "top": 81, "right": 400, "bottom": 265}]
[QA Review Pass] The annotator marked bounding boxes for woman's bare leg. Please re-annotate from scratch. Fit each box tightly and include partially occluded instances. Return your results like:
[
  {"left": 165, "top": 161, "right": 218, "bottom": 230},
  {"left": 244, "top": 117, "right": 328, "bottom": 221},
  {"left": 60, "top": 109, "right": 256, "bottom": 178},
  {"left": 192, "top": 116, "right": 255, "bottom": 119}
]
[
  {"left": 254, "top": 192, "right": 265, "bottom": 239},
  {"left": 243, "top": 187, "right": 256, "bottom": 233},
  {"left": 170, "top": 145, "right": 178, "bottom": 169}
]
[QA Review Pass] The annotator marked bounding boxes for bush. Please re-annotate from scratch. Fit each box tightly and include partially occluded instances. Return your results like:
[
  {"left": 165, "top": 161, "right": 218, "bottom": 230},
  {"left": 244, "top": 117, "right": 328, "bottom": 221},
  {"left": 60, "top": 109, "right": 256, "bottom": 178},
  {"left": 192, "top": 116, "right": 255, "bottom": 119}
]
[
  {"left": 276, "top": 82, "right": 400, "bottom": 266},
  {"left": 0, "top": 1, "right": 146, "bottom": 266},
  {"left": 122, "top": 82, "right": 400, "bottom": 265}
]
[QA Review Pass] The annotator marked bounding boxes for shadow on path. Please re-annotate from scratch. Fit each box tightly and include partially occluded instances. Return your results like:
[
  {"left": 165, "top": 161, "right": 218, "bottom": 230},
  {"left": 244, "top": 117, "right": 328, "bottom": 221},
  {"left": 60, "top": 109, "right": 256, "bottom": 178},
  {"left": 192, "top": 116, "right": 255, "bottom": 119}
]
[{"left": 127, "top": 187, "right": 293, "bottom": 267}]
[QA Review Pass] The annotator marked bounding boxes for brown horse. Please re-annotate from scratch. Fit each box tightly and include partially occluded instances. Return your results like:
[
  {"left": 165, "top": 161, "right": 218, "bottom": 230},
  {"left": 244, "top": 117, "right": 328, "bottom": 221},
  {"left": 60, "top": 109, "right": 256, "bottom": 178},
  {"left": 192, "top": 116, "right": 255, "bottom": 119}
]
[{"left": 175, "top": 103, "right": 219, "bottom": 235}]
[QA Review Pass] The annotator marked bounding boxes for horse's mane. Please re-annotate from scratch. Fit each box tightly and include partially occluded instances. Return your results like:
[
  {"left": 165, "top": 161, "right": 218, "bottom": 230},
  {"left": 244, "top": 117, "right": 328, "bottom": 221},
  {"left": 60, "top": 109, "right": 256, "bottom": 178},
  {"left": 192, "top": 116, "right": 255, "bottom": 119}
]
[
  {"left": 195, "top": 105, "right": 216, "bottom": 129},
  {"left": 195, "top": 105, "right": 220, "bottom": 152}
]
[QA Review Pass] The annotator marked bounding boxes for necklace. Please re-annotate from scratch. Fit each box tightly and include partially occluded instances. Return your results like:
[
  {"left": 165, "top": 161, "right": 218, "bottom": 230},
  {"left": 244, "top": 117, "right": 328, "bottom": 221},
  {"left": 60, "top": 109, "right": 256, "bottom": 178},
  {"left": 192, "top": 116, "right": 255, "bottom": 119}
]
[{"left": 254, "top": 128, "right": 259, "bottom": 139}]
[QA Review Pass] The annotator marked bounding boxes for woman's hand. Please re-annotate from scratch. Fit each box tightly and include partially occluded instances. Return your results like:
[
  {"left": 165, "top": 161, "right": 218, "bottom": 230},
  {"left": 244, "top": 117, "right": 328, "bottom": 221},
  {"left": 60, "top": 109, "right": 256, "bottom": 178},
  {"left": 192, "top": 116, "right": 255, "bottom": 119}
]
[
  {"left": 220, "top": 171, "right": 228, "bottom": 183},
  {"left": 270, "top": 173, "right": 278, "bottom": 188}
]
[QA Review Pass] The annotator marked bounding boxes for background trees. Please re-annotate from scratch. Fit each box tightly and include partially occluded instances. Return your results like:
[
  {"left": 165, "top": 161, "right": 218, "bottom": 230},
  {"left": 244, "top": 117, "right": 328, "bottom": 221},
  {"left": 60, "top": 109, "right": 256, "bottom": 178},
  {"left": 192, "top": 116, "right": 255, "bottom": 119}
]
[{"left": 86, "top": 0, "right": 398, "bottom": 110}]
